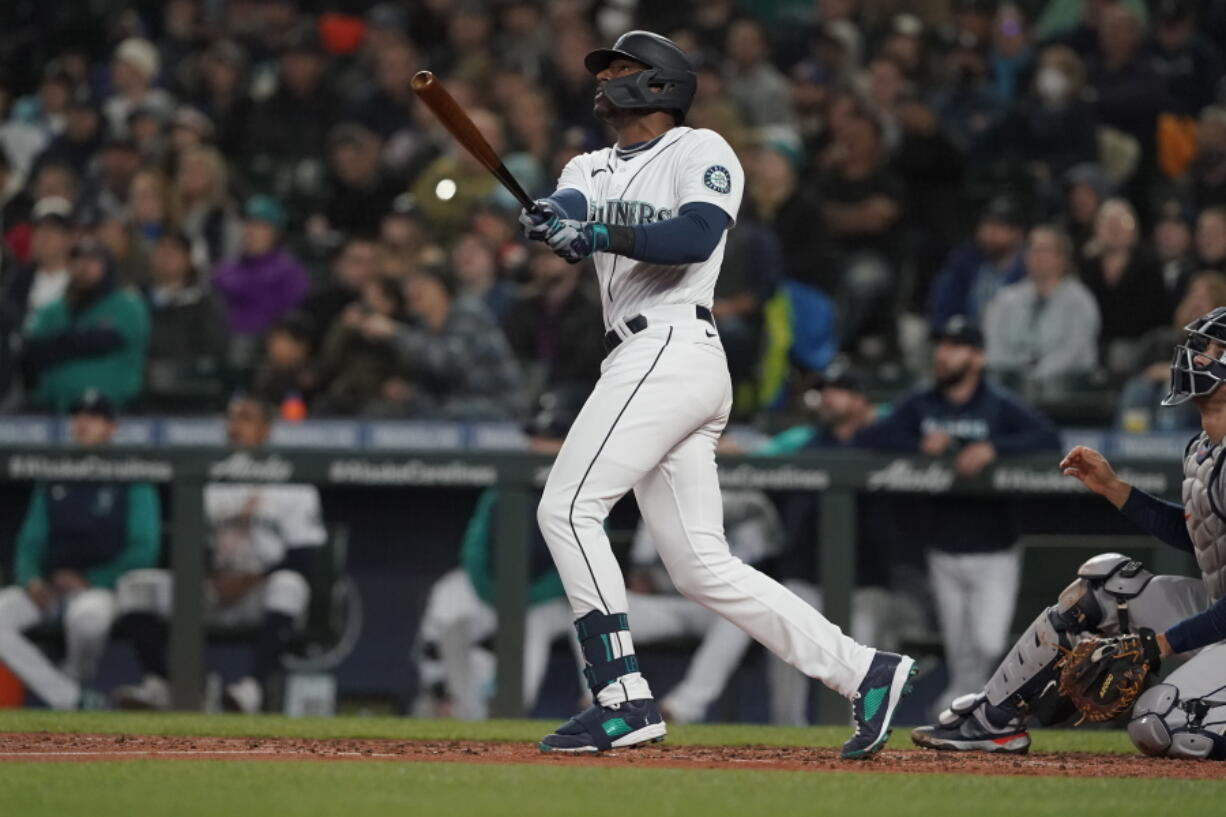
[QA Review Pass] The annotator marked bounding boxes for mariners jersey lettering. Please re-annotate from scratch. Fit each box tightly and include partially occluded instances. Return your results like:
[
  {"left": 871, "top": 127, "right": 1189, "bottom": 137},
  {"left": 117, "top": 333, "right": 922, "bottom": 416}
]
[{"left": 555, "top": 127, "right": 744, "bottom": 328}]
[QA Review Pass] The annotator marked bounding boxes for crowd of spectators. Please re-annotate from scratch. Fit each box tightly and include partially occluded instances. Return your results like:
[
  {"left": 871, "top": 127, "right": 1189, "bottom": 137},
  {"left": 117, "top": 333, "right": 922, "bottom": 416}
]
[{"left": 0, "top": 0, "right": 1223, "bottom": 430}]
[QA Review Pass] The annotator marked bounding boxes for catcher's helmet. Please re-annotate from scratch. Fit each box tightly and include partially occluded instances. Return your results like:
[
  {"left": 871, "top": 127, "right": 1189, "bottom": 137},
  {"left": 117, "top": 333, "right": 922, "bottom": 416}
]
[
  {"left": 1163, "top": 306, "right": 1226, "bottom": 405},
  {"left": 584, "top": 31, "right": 697, "bottom": 123}
]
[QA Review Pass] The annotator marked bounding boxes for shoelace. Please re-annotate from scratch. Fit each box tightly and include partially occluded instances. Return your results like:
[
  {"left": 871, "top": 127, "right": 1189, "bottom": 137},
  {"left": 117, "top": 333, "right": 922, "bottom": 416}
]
[{"left": 850, "top": 693, "right": 865, "bottom": 735}]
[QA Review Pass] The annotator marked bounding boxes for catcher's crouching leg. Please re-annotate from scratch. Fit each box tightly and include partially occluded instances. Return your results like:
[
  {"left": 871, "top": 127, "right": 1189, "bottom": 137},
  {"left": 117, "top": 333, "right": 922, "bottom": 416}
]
[
  {"left": 986, "top": 554, "right": 1153, "bottom": 721},
  {"left": 912, "top": 572, "right": 1104, "bottom": 752},
  {"left": 979, "top": 574, "right": 1104, "bottom": 725},
  {"left": 1129, "top": 650, "right": 1226, "bottom": 760},
  {"left": 914, "top": 554, "right": 1152, "bottom": 752}
]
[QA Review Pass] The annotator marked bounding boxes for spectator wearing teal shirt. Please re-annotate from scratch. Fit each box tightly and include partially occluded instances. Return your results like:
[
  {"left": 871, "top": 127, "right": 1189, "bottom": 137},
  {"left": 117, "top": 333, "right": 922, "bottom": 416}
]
[{"left": 22, "top": 239, "right": 149, "bottom": 411}]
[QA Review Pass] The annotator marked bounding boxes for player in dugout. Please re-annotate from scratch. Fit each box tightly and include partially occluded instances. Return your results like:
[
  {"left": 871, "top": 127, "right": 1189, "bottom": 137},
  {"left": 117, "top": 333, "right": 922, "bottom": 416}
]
[
  {"left": 112, "top": 395, "right": 325, "bottom": 713},
  {"left": 0, "top": 389, "right": 160, "bottom": 709}
]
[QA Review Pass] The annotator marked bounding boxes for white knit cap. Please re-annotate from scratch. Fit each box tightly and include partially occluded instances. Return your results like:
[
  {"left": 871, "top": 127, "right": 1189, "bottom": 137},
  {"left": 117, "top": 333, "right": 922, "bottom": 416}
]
[{"left": 114, "top": 37, "right": 160, "bottom": 81}]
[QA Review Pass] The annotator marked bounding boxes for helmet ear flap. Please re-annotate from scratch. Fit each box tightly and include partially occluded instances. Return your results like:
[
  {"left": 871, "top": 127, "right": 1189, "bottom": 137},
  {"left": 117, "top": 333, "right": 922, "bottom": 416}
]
[{"left": 598, "top": 67, "right": 695, "bottom": 122}]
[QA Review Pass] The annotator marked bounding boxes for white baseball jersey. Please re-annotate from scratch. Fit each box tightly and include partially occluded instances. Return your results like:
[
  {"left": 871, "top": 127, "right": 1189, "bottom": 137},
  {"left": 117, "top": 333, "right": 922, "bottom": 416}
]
[
  {"left": 555, "top": 126, "right": 744, "bottom": 328},
  {"left": 205, "top": 483, "right": 326, "bottom": 574}
]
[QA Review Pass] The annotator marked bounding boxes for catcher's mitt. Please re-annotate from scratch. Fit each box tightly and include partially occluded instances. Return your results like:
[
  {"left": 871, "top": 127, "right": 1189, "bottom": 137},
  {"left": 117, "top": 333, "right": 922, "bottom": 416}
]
[{"left": 1056, "top": 628, "right": 1162, "bottom": 724}]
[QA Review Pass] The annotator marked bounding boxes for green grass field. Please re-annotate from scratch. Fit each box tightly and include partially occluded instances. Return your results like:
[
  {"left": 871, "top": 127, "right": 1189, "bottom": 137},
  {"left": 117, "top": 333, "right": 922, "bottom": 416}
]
[{"left": 0, "top": 712, "right": 1221, "bottom": 817}]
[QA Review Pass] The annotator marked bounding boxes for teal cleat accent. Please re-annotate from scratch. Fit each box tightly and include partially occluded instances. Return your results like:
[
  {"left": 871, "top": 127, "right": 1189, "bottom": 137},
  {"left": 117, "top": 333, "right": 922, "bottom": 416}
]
[
  {"left": 841, "top": 652, "right": 919, "bottom": 760},
  {"left": 538, "top": 699, "right": 667, "bottom": 753}
]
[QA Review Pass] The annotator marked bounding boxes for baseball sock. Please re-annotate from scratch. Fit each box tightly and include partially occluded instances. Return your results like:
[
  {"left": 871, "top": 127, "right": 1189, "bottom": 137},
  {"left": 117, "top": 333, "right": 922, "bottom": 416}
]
[
  {"left": 125, "top": 612, "right": 168, "bottom": 679},
  {"left": 253, "top": 612, "right": 295, "bottom": 683}
]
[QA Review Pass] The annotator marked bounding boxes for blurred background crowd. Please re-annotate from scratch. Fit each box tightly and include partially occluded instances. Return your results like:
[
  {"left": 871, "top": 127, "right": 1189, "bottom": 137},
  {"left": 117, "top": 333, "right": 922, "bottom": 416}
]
[
  {"left": 0, "top": 0, "right": 1223, "bottom": 433},
  {"left": 1, "top": 0, "right": 1223, "bottom": 720}
]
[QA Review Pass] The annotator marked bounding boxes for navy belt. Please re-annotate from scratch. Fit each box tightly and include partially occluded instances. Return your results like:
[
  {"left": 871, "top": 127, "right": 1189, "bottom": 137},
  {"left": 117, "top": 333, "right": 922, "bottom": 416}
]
[{"left": 603, "top": 305, "right": 715, "bottom": 353}]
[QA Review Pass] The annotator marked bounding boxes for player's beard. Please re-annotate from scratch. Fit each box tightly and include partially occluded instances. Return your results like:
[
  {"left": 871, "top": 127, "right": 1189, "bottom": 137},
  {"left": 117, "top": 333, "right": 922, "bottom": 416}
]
[
  {"left": 594, "top": 88, "right": 634, "bottom": 127},
  {"left": 935, "top": 361, "right": 974, "bottom": 391}
]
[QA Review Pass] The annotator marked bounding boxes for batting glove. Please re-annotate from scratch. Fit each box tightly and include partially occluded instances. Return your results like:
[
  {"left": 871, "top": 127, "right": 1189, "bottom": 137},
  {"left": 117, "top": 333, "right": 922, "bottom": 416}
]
[
  {"left": 518, "top": 200, "right": 562, "bottom": 242},
  {"left": 546, "top": 219, "right": 611, "bottom": 264}
]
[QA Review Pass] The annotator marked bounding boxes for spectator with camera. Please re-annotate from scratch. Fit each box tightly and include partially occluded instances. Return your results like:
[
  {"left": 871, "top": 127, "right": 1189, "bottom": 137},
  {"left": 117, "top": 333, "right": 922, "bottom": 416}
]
[
  {"left": 315, "top": 275, "right": 409, "bottom": 416},
  {"left": 366, "top": 265, "right": 522, "bottom": 421}
]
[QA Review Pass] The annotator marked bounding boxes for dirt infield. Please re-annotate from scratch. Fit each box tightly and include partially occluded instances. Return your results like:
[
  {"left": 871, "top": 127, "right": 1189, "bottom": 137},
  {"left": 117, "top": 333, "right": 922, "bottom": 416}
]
[{"left": 0, "top": 732, "right": 1219, "bottom": 779}]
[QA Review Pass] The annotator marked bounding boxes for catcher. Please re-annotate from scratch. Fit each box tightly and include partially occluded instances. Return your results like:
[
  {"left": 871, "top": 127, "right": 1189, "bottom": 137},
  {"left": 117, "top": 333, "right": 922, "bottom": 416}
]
[{"left": 912, "top": 306, "right": 1226, "bottom": 760}]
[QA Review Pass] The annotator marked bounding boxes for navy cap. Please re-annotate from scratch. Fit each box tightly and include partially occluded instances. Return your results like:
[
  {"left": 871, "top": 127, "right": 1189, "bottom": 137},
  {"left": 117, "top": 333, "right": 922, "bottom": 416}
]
[
  {"left": 932, "top": 315, "right": 984, "bottom": 348},
  {"left": 980, "top": 195, "right": 1026, "bottom": 228},
  {"left": 69, "top": 388, "right": 116, "bottom": 420},
  {"left": 816, "top": 360, "right": 865, "bottom": 393}
]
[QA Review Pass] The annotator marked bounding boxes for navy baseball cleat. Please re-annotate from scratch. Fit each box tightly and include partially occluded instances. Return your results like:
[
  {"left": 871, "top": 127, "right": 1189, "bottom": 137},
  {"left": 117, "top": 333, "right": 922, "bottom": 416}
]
[
  {"left": 911, "top": 693, "right": 1031, "bottom": 754},
  {"left": 538, "top": 699, "right": 667, "bottom": 753},
  {"left": 840, "top": 651, "right": 918, "bottom": 760}
]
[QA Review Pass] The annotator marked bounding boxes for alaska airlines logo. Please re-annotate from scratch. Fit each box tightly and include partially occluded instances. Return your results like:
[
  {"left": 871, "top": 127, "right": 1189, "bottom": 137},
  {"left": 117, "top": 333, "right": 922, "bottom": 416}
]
[
  {"left": 866, "top": 460, "right": 956, "bottom": 493},
  {"left": 590, "top": 200, "right": 672, "bottom": 226},
  {"left": 208, "top": 452, "right": 294, "bottom": 482}
]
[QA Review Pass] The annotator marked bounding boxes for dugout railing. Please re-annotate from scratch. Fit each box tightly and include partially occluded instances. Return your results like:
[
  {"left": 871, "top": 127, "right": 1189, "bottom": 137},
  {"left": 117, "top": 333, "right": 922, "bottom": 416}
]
[{"left": 0, "top": 446, "right": 1195, "bottom": 723}]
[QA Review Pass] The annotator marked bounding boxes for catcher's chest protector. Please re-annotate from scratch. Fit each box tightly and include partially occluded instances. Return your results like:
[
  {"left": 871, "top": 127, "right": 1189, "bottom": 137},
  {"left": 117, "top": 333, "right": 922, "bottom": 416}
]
[{"left": 1181, "top": 432, "right": 1226, "bottom": 601}]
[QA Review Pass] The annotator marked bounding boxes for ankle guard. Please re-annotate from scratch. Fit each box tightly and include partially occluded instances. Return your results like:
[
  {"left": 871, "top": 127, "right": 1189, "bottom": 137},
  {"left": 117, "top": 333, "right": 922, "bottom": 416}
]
[{"left": 575, "top": 611, "right": 638, "bottom": 693}]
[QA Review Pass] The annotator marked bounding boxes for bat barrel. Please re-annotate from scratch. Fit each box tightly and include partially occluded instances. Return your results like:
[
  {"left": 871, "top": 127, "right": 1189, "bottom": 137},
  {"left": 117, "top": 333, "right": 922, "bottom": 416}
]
[
  {"left": 411, "top": 70, "right": 434, "bottom": 91},
  {"left": 412, "top": 69, "right": 535, "bottom": 211}
]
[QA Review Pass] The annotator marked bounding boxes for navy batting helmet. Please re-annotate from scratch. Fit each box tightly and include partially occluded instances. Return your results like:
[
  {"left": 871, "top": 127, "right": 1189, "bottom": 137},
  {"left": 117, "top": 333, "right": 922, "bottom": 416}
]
[
  {"left": 585, "top": 31, "right": 697, "bottom": 124},
  {"left": 1164, "top": 306, "right": 1226, "bottom": 405}
]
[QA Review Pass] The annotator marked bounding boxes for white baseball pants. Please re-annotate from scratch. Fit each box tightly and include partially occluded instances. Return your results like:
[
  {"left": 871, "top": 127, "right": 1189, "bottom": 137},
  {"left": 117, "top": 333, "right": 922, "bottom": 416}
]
[
  {"left": 928, "top": 547, "right": 1021, "bottom": 713},
  {"left": 416, "top": 568, "right": 579, "bottom": 719},
  {"left": 115, "top": 568, "right": 310, "bottom": 627},
  {"left": 0, "top": 585, "right": 116, "bottom": 709},
  {"left": 536, "top": 308, "right": 875, "bottom": 706}
]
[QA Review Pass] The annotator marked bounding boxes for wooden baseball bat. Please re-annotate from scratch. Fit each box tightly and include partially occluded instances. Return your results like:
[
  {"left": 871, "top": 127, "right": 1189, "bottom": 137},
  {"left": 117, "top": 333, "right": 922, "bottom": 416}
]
[{"left": 411, "top": 70, "right": 537, "bottom": 211}]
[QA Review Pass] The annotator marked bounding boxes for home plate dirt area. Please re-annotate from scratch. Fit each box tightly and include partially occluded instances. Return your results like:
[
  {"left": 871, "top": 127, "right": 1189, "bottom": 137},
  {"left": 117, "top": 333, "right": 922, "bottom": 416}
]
[{"left": 0, "top": 732, "right": 1216, "bottom": 779}]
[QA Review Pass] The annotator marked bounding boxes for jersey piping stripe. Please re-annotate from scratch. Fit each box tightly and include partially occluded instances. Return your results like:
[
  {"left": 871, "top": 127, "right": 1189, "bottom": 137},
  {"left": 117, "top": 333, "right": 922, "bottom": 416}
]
[
  {"left": 567, "top": 327, "right": 674, "bottom": 617},
  {"left": 604, "top": 133, "right": 693, "bottom": 310}
]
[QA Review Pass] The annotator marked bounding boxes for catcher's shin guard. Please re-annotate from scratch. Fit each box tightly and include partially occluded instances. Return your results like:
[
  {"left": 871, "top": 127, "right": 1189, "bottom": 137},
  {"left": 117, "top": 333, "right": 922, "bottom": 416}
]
[{"left": 982, "top": 576, "right": 1103, "bottom": 725}]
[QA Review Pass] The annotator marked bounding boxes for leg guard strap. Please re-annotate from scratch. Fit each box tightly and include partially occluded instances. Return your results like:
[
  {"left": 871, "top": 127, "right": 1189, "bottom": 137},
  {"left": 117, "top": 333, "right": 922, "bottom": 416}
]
[
  {"left": 575, "top": 612, "right": 630, "bottom": 640},
  {"left": 584, "top": 655, "right": 641, "bottom": 691}
]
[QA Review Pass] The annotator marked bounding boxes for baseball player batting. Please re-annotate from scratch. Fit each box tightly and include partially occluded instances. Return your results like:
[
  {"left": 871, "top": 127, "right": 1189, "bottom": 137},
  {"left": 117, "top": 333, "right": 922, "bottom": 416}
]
[
  {"left": 912, "top": 306, "right": 1226, "bottom": 760},
  {"left": 518, "top": 30, "right": 916, "bottom": 758}
]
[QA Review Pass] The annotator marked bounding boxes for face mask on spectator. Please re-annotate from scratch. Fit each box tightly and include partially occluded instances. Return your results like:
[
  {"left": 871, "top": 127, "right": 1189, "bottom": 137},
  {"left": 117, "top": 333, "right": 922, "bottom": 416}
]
[{"left": 1036, "top": 66, "right": 1070, "bottom": 104}]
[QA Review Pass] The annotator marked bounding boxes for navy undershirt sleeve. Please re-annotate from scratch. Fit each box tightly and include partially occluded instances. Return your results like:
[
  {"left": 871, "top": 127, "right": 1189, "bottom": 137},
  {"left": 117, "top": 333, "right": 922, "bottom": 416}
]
[
  {"left": 1165, "top": 595, "right": 1226, "bottom": 653},
  {"left": 545, "top": 188, "right": 588, "bottom": 220},
  {"left": 1118, "top": 488, "right": 1196, "bottom": 554},
  {"left": 625, "top": 202, "right": 730, "bottom": 265}
]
